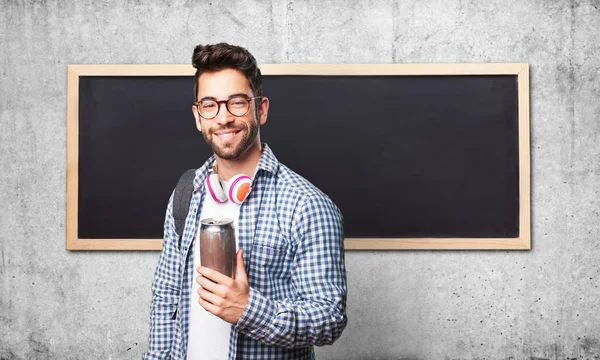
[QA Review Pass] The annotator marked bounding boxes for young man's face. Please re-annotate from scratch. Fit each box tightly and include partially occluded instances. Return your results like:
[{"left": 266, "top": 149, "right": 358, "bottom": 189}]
[{"left": 193, "top": 68, "right": 267, "bottom": 161}]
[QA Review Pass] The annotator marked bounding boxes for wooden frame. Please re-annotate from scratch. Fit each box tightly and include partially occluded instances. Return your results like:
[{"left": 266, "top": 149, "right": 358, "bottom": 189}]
[{"left": 66, "top": 63, "right": 530, "bottom": 250}]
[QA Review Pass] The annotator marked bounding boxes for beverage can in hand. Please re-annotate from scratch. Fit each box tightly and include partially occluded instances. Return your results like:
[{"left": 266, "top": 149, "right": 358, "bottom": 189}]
[{"left": 199, "top": 218, "right": 236, "bottom": 278}]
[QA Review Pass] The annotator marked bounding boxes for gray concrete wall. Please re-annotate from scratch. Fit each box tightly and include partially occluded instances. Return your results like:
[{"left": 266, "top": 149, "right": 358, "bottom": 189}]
[{"left": 1, "top": 0, "right": 599, "bottom": 359}]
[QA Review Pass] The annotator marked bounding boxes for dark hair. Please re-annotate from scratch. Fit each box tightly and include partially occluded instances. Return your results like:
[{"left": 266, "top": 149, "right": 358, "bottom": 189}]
[{"left": 192, "top": 43, "right": 263, "bottom": 100}]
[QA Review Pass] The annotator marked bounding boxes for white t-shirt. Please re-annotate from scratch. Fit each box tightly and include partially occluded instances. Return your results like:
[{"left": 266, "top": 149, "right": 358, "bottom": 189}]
[{"left": 187, "top": 182, "right": 241, "bottom": 360}]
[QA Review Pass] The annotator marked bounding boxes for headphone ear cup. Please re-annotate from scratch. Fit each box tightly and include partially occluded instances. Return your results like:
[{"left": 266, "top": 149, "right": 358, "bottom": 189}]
[
  {"left": 206, "top": 173, "right": 228, "bottom": 203},
  {"left": 228, "top": 175, "right": 252, "bottom": 205}
]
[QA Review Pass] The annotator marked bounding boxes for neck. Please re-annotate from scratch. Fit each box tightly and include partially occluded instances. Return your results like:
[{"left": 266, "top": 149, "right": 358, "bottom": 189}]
[{"left": 214, "top": 140, "right": 263, "bottom": 181}]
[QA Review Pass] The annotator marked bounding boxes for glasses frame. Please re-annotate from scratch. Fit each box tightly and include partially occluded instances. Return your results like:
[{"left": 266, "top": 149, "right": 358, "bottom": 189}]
[{"left": 192, "top": 96, "right": 263, "bottom": 120}]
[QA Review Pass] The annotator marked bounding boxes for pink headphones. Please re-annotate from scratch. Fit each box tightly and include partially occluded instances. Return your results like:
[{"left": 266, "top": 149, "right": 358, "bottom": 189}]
[{"left": 205, "top": 170, "right": 252, "bottom": 205}]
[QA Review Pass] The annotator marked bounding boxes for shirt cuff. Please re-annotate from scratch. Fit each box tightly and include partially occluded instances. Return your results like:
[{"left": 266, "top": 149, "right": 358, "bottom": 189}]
[{"left": 236, "top": 287, "right": 276, "bottom": 337}]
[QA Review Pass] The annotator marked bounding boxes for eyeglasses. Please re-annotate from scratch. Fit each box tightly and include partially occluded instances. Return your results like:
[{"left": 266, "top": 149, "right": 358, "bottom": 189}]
[{"left": 192, "top": 96, "right": 263, "bottom": 120}]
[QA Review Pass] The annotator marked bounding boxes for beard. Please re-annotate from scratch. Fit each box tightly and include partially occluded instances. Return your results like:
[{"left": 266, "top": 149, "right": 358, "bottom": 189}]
[{"left": 202, "top": 119, "right": 259, "bottom": 160}]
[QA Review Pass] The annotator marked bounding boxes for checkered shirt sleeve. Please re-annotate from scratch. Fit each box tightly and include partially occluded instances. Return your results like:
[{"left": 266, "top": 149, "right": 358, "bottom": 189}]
[{"left": 143, "top": 192, "right": 180, "bottom": 360}]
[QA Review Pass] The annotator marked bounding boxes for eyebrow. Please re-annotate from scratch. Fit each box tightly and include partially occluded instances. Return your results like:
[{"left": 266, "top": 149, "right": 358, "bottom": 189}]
[{"left": 199, "top": 93, "right": 249, "bottom": 102}]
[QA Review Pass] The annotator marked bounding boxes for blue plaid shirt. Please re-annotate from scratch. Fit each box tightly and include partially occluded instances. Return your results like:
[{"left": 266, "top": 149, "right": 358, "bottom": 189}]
[{"left": 144, "top": 144, "right": 347, "bottom": 360}]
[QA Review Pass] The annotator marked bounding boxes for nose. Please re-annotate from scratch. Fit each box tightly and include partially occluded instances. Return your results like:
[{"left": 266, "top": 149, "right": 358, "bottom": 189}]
[{"left": 214, "top": 102, "right": 234, "bottom": 126}]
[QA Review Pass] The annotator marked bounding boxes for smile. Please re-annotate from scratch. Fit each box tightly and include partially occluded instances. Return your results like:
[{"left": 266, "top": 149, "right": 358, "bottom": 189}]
[{"left": 214, "top": 130, "right": 241, "bottom": 140}]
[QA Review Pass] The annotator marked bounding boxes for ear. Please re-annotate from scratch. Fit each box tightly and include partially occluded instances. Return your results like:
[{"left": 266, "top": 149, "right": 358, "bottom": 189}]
[
  {"left": 258, "top": 97, "right": 269, "bottom": 125},
  {"left": 192, "top": 105, "right": 202, "bottom": 132}
]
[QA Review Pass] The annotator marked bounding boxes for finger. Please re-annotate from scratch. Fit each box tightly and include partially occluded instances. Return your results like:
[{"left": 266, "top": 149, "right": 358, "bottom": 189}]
[
  {"left": 198, "top": 266, "right": 233, "bottom": 286},
  {"left": 198, "top": 276, "right": 225, "bottom": 297},
  {"left": 198, "top": 295, "right": 221, "bottom": 316},
  {"left": 234, "top": 250, "right": 248, "bottom": 282},
  {"left": 198, "top": 287, "right": 223, "bottom": 307},
  {"left": 195, "top": 274, "right": 215, "bottom": 288}
]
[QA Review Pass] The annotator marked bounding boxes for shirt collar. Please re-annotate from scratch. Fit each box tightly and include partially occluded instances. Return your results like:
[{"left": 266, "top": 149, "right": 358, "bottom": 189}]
[
  {"left": 254, "top": 143, "right": 279, "bottom": 177},
  {"left": 192, "top": 143, "right": 279, "bottom": 191}
]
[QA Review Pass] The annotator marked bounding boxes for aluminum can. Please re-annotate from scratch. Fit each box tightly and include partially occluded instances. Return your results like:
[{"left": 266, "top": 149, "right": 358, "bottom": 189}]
[{"left": 199, "top": 218, "right": 236, "bottom": 278}]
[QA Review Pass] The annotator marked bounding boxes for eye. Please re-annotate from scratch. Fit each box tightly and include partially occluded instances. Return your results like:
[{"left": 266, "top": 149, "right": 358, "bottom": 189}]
[
  {"left": 201, "top": 102, "right": 216, "bottom": 109},
  {"left": 229, "top": 98, "right": 247, "bottom": 107}
]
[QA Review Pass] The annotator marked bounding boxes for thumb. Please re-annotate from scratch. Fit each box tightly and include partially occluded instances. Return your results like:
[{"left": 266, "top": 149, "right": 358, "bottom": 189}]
[{"left": 234, "top": 249, "right": 248, "bottom": 282}]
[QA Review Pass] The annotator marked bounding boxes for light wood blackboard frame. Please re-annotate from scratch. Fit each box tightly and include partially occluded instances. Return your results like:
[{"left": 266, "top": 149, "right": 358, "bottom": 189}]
[{"left": 66, "top": 63, "right": 530, "bottom": 251}]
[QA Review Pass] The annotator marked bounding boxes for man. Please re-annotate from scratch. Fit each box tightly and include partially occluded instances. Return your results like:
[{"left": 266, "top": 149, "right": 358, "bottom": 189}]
[{"left": 144, "top": 43, "right": 347, "bottom": 360}]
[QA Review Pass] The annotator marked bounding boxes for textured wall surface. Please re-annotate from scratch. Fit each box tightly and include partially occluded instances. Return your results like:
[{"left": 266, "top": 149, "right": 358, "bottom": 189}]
[{"left": 1, "top": 0, "right": 599, "bottom": 359}]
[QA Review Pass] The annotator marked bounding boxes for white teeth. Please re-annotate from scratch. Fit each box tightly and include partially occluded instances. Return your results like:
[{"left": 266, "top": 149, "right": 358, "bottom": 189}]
[{"left": 217, "top": 132, "right": 236, "bottom": 138}]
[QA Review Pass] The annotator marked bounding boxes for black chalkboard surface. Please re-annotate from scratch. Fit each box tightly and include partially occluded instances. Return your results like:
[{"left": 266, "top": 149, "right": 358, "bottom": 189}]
[{"left": 66, "top": 64, "right": 530, "bottom": 250}]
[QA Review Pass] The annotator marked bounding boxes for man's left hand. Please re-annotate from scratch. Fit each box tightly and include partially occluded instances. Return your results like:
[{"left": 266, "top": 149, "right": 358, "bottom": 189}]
[{"left": 196, "top": 249, "right": 249, "bottom": 324}]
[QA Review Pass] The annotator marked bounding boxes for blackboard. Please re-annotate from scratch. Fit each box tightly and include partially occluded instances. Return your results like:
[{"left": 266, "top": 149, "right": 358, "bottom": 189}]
[{"left": 66, "top": 64, "right": 530, "bottom": 250}]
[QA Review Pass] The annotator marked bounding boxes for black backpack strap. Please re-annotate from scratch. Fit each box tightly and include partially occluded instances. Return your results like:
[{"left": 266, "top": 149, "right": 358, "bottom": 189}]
[{"left": 172, "top": 169, "right": 197, "bottom": 249}]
